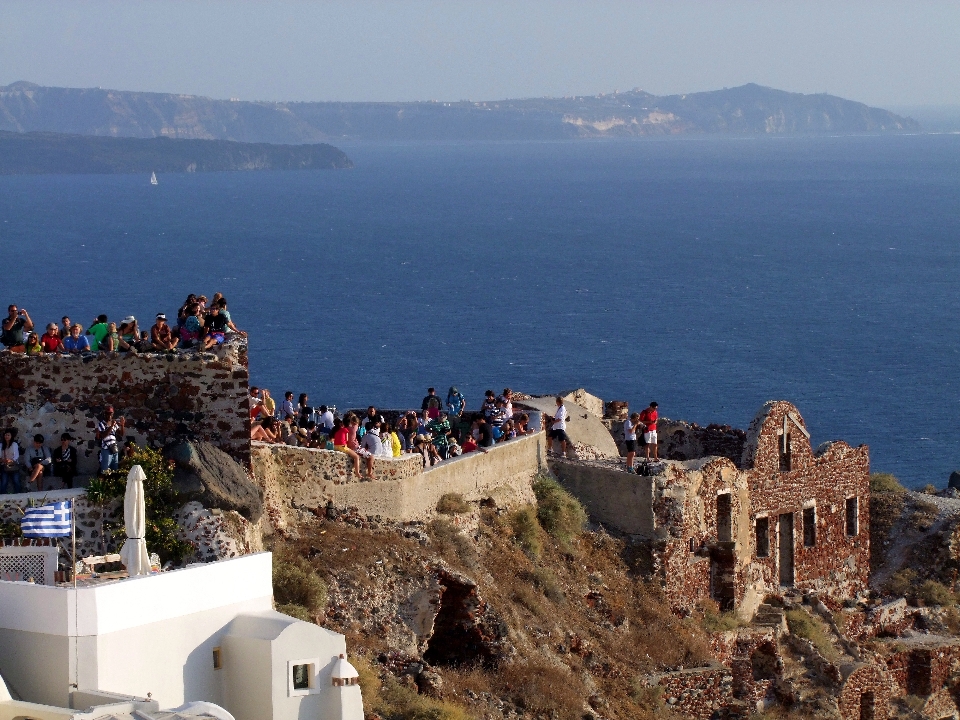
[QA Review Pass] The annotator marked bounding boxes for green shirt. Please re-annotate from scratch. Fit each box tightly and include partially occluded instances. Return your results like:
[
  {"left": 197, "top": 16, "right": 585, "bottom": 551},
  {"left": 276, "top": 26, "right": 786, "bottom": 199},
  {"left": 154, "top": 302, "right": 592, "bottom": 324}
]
[{"left": 87, "top": 322, "right": 109, "bottom": 351}]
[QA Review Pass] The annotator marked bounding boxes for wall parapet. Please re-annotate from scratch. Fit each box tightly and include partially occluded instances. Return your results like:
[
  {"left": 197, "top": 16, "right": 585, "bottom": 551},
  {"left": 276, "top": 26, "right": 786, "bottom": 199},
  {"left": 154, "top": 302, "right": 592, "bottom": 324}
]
[{"left": 251, "top": 432, "right": 545, "bottom": 527}]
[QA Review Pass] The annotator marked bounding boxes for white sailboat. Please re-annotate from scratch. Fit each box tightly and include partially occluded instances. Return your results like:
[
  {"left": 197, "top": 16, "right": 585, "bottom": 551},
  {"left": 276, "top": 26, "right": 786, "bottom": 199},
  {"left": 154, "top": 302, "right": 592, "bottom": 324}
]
[{"left": 150, "top": 171, "right": 158, "bottom": 185}]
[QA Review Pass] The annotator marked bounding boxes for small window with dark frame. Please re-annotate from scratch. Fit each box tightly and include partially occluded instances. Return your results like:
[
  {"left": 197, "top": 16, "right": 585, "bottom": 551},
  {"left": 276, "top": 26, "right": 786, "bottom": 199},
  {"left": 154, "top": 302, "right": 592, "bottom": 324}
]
[
  {"left": 292, "top": 663, "right": 313, "bottom": 691},
  {"left": 846, "top": 497, "right": 859, "bottom": 536},
  {"left": 212, "top": 647, "right": 222, "bottom": 670},
  {"left": 802, "top": 507, "right": 816, "bottom": 547},
  {"left": 779, "top": 433, "right": 792, "bottom": 472},
  {"left": 755, "top": 517, "right": 770, "bottom": 558}
]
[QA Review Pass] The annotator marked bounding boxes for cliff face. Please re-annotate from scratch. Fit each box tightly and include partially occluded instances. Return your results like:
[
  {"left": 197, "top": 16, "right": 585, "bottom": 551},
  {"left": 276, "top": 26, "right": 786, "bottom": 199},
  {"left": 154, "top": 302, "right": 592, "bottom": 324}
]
[{"left": 0, "top": 81, "right": 919, "bottom": 143}]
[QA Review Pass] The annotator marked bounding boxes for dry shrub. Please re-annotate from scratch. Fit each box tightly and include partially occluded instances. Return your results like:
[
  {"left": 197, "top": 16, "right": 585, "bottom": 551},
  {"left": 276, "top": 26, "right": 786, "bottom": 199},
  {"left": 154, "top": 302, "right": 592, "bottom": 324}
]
[
  {"left": 510, "top": 584, "right": 546, "bottom": 618},
  {"left": 531, "top": 566, "right": 566, "bottom": 605},
  {"left": 275, "top": 603, "right": 313, "bottom": 622},
  {"left": 871, "top": 472, "right": 906, "bottom": 494},
  {"left": 922, "top": 484, "right": 939, "bottom": 495},
  {"left": 917, "top": 580, "right": 956, "bottom": 607},
  {"left": 885, "top": 569, "right": 917, "bottom": 598},
  {"left": 437, "top": 493, "right": 471, "bottom": 515},
  {"left": 943, "top": 606, "right": 960, "bottom": 634},
  {"left": 533, "top": 474, "right": 587, "bottom": 550},
  {"left": 273, "top": 557, "right": 328, "bottom": 613},
  {"left": 786, "top": 608, "right": 837, "bottom": 661},
  {"left": 377, "top": 675, "right": 473, "bottom": 720},
  {"left": 699, "top": 599, "right": 743, "bottom": 632},
  {"left": 910, "top": 498, "right": 940, "bottom": 532},
  {"left": 427, "top": 518, "right": 479, "bottom": 571},
  {"left": 507, "top": 506, "right": 543, "bottom": 559},
  {"left": 351, "top": 654, "right": 382, "bottom": 714},
  {"left": 494, "top": 661, "right": 586, "bottom": 720}
]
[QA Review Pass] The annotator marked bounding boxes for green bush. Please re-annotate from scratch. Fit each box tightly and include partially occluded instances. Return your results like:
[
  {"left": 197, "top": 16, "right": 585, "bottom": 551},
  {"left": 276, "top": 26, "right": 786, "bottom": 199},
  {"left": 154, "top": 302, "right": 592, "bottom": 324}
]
[
  {"left": 917, "top": 580, "right": 956, "bottom": 606},
  {"left": 508, "top": 506, "right": 543, "bottom": 559},
  {"left": 531, "top": 566, "right": 565, "bottom": 605},
  {"left": 273, "top": 558, "right": 328, "bottom": 612},
  {"left": 436, "top": 493, "right": 470, "bottom": 515},
  {"left": 532, "top": 474, "right": 586, "bottom": 549},
  {"left": 871, "top": 473, "right": 906, "bottom": 494},
  {"left": 85, "top": 446, "right": 193, "bottom": 564},
  {"left": 275, "top": 603, "right": 313, "bottom": 622}
]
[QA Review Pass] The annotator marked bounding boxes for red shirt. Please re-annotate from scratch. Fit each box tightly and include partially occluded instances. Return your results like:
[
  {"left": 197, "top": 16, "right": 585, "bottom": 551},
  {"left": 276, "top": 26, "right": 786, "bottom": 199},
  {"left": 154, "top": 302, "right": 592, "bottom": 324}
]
[
  {"left": 461, "top": 439, "right": 478, "bottom": 453},
  {"left": 333, "top": 427, "right": 350, "bottom": 446},
  {"left": 40, "top": 333, "right": 61, "bottom": 352},
  {"left": 639, "top": 408, "right": 658, "bottom": 431}
]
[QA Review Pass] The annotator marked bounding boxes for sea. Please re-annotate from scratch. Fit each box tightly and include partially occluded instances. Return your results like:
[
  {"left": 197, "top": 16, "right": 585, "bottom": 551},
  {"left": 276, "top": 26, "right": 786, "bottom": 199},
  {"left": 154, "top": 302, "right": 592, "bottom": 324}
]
[{"left": 1, "top": 135, "right": 958, "bottom": 488}]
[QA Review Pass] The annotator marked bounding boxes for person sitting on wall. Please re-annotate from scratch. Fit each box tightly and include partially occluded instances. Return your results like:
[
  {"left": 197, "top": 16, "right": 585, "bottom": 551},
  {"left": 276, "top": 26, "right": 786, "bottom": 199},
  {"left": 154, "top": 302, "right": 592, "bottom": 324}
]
[
  {"left": 201, "top": 303, "right": 230, "bottom": 350},
  {"left": 102, "top": 322, "right": 133, "bottom": 353},
  {"left": 86, "top": 314, "right": 109, "bottom": 352},
  {"left": 62, "top": 324, "right": 91, "bottom": 354},
  {"left": 179, "top": 304, "right": 204, "bottom": 349},
  {"left": 24, "top": 332, "right": 43, "bottom": 355},
  {"left": 0, "top": 429, "right": 21, "bottom": 494},
  {"left": 502, "top": 419, "right": 517, "bottom": 440},
  {"left": 52, "top": 433, "right": 78, "bottom": 489},
  {"left": 96, "top": 406, "right": 125, "bottom": 475},
  {"left": 1, "top": 305, "right": 34, "bottom": 352},
  {"left": 150, "top": 314, "right": 179, "bottom": 351},
  {"left": 251, "top": 416, "right": 281, "bottom": 443},
  {"left": 331, "top": 419, "right": 362, "bottom": 476},
  {"left": 40, "top": 323, "right": 63, "bottom": 353},
  {"left": 359, "top": 421, "right": 383, "bottom": 478},
  {"left": 461, "top": 435, "right": 478, "bottom": 454},
  {"left": 515, "top": 413, "right": 532, "bottom": 436},
  {"left": 476, "top": 416, "right": 494, "bottom": 449},
  {"left": 23, "top": 434, "right": 52, "bottom": 491},
  {"left": 213, "top": 298, "right": 245, "bottom": 338},
  {"left": 118, "top": 317, "right": 140, "bottom": 351}
]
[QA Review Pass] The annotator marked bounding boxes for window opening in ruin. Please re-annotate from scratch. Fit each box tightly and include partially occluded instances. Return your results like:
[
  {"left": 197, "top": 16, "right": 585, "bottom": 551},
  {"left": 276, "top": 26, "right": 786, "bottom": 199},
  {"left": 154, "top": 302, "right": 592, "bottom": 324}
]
[
  {"left": 859, "top": 691, "right": 875, "bottom": 720},
  {"left": 802, "top": 507, "right": 816, "bottom": 547},
  {"left": 212, "top": 647, "right": 222, "bottom": 670},
  {"left": 846, "top": 497, "right": 859, "bottom": 536},
  {"left": 755, "top": 517, "right": 769, "bottom": 558},
  {"left": 778, "top": 513, "right": 794, "bottom": 586},
  {"left": 717, "top": 493, "right": 732, "bottom": 543},
  {"left": 751, "top": 642, "right": 780, "bottom": 681},
  {"left": 689, "top": 538, "right": 695, "bottom": 554},
  {"left": 779, "top": 433, "right": 791, "bottom": 472}
]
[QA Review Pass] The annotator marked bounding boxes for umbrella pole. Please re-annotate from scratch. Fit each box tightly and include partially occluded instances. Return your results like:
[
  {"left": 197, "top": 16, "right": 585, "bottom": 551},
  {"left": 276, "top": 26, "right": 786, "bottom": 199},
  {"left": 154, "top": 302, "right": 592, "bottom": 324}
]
[{"left": 71, "top": 500, "right": 77, "bottom": 588}]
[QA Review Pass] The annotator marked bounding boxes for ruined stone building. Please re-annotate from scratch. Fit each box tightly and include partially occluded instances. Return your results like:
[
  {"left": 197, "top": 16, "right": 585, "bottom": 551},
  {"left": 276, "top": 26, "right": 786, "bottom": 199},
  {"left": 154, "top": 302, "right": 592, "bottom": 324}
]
[{"left": 554, "top": 400, "right": 870, "bottom": 617}]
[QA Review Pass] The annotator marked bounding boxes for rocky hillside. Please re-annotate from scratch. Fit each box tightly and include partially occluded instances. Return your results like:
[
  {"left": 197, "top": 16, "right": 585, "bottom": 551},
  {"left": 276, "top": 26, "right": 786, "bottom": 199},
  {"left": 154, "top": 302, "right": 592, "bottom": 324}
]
[
  {"left": 0, "top": 81, "right": 918, "bottom": 143},
  {"left": 0, "top": 130, "right": 352, "bottom": 175}
]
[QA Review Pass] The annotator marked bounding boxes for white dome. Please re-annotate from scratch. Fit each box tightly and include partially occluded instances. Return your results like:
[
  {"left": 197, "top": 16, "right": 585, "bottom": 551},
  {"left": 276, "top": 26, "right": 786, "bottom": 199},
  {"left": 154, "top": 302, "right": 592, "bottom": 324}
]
[{"left": 331, "top": 654, "right": 359, "bottom": 680}]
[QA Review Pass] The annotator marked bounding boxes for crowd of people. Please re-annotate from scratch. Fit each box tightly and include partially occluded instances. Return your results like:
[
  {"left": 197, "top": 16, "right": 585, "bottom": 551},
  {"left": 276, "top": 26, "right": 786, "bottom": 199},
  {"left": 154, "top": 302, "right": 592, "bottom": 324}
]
[
  {"left": 1, "top": 293, "right": 246, "bottom": 357},
  {"left": 249, "top": 385, "right": 543, "bottom": 475}
]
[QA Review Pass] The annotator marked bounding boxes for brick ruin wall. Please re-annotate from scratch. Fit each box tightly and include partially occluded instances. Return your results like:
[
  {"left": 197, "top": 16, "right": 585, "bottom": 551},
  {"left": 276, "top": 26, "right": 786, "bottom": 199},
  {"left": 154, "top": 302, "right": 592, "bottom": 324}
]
[{"left": 0, "top": 347, "right": 251, "bottom": 476}]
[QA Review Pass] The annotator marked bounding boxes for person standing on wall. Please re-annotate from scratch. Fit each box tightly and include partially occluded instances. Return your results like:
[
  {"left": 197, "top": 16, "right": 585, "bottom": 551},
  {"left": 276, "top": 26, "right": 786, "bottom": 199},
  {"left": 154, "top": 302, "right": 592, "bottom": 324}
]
[
  {"left": 639, "top": 402, "right": 659, "bottom": 461},
  {"left": 96, "top": 405, "right": 125, "bottom": 475},
  {"left": 550, "top": 396, "right": 571, "bottom": 457},
  {"left": 624, "top": 412, "right": 642, "bottom": 473}
]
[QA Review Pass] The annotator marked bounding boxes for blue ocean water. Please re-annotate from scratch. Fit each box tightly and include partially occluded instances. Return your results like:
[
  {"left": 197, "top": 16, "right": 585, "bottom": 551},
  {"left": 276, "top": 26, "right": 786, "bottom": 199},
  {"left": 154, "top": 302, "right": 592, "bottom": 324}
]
[{"left": 1, "top": 135, "right": 959, "bottom": 487}]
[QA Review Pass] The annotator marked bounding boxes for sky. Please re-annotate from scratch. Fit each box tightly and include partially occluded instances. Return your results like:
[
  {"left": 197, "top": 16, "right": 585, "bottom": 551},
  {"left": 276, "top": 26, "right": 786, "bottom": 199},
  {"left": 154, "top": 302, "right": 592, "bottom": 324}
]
[{"left": 1, "top": 1, "right": 958, "bottom": 107}]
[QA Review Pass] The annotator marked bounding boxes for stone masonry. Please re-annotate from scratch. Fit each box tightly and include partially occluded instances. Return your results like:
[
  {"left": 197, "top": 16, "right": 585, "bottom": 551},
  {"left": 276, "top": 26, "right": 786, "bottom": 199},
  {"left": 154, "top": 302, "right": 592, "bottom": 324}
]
[{"left": 0, "top": 345, "right": 251, "bottom": 476}]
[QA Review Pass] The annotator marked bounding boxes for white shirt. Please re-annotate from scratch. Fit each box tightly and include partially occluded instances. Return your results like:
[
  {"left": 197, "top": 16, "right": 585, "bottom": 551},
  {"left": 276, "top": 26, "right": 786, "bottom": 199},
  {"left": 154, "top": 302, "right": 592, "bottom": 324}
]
[
  {"left": 624, "top": 418, "right": 637, "bottom": 441},
  {"left": 319, "top": 411, "right": 335, "bottom": 431},
  {"left": 553, "top": 405, "right": 568, "bottom": 431}
]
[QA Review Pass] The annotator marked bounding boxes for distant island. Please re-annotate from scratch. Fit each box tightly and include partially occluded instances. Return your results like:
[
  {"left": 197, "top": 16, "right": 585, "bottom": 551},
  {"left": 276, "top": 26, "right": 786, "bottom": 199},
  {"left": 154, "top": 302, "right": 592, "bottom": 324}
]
[
  {"left": 0, "top": 130, "right": 352, "bottom": 175},
  {"left": 0, "top": 81, "right": 919, "bottom": 144}
]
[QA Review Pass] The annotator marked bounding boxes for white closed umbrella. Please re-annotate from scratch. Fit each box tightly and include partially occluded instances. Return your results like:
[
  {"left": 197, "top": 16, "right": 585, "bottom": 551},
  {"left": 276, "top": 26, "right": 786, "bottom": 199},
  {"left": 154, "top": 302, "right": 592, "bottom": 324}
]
[{"left": 119, "top": 464, "right": 151, "bottom": 576}]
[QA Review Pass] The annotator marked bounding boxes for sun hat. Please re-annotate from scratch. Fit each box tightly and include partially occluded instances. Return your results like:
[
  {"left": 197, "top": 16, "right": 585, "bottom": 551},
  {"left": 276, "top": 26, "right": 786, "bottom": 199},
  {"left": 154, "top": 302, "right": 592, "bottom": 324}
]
[
  {"left": 156, "top": 313, "right": 167, "bottom": 320},
  {"left": 122, "top": 316, "right": 136, "bottom": 324}
]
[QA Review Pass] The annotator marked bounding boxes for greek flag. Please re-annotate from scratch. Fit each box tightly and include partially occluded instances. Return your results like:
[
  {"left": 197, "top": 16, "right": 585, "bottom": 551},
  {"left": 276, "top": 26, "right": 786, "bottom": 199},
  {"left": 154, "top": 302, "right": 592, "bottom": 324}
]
[{"left": 21, "top": 501, "right": 72, "bottom": 538}]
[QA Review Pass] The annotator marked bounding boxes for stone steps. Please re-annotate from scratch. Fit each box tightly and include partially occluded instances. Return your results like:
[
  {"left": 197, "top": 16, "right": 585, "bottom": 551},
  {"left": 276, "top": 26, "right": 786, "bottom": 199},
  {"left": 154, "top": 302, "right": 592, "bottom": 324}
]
[{"left": 753, "top": 603, "right": 786, "bottom": 628}]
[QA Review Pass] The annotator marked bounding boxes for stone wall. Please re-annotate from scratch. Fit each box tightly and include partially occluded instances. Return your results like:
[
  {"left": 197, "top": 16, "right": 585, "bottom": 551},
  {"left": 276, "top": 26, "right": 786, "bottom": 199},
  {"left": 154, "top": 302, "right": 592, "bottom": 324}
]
[
  {"left": 652, "top": 666, "right": 733, "bottom": 720},
  {"left": 0, "top": 489, "right": 257, "bottom": 567},
  {"left": 550, "top": 401, "right": 870, "bottom": 616},
  {"left": 837, "top": 664, "right": 892, "bottom": 720},
  {"left": 251, "top": 432, "right": 545, "bottom": 529},
  {"left": 0, "top": 346, "right": 251, "bottom": 476}
]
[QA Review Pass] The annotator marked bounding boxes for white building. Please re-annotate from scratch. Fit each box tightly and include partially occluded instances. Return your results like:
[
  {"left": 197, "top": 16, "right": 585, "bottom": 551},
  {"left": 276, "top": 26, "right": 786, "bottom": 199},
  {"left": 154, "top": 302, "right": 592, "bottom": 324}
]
[{"left": 0, "top": 552, "right": 364, "bottom": 720}]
